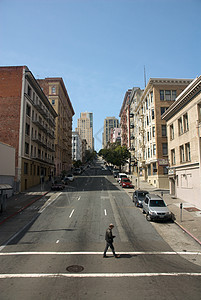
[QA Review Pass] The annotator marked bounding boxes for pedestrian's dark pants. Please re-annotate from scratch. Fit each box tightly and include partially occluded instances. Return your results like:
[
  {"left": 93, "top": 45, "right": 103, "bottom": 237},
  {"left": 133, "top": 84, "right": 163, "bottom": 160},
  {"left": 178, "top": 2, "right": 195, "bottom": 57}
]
[{"left": 104, "top": 242, "right": 116, "bottom": 257}]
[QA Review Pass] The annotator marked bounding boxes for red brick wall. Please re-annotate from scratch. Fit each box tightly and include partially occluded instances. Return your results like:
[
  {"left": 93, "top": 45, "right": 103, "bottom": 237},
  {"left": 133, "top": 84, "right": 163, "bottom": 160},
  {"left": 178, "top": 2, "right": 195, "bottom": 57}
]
[{"left": 0, "top": 66, "right": 24, "bottom": 168}]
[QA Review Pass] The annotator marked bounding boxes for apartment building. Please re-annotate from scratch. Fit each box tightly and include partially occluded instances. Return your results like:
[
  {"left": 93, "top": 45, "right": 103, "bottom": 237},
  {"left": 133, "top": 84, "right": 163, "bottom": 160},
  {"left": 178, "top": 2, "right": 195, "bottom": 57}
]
[
  {"left": 76, "top": 112, "right": 94, "bottom": 151},
  {"left": 102, "top": 117, "right": 119, "bottom": 148},
  {"left": 134, "top": 78, "right": 192, "bottom": 189},
  {"left": 110, "top": 127, "right": 121, "bottom": 144},
  {"left": 162, "top": 76, "right": 201, "bottom": 208},
  {"left": 38, "top": 78, "right": 74, "bottom": 176},
  {"left": 72, "top": 131, "right": 82, "bottom": 161},
  {"left": 129, "top": 87, "right": 144, "bottom": 176},
  {"left": 0, "top": 66, "right": 57, "bottom": 191},
  {"left": 119, "top": 90, "right": 132, "bottom": 148}
]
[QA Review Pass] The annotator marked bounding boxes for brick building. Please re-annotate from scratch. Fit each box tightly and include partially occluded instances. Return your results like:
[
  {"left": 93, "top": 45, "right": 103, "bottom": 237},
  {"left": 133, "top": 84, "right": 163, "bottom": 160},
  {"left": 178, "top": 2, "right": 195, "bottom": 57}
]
[{"left": 0, "top": 66, "right": 57, "bottom": 191}]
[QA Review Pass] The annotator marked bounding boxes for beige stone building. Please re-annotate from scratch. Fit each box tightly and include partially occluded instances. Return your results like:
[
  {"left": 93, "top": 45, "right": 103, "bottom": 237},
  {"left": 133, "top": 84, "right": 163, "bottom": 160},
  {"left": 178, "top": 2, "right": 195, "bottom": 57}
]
[
  {"left": 38, "top": 78, "right": 75, "bottom": 176},
  {"left": 102, "top": 117, "right": 119, "bottom": 148},
  {"left": 133, "top": 78, "right": 192, "bottom": 189},
  {"left": 76, "top": 112, "right": 94, "bottom": 151},
  {"left": 162, "top": 76, "right": 201, "bottom": 208}
]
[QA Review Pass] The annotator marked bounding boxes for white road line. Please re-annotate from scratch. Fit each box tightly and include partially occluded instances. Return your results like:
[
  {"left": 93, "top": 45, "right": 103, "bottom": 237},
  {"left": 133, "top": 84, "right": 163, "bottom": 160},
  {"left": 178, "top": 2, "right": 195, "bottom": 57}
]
[
  {"left": 39, "top": 192, "right": 62, "bottom": 213},
  {"left": 69, "top": 209, "right": 75, "bottom": 218},
  {"left": 0, "top": 273, "right": 201, "bottom": 279},
  {"left": 0, "top": 251, "right": 200, "bottom": 256},
  {"left": 104, "top": 209, "right": 107, "bottom": 216}
]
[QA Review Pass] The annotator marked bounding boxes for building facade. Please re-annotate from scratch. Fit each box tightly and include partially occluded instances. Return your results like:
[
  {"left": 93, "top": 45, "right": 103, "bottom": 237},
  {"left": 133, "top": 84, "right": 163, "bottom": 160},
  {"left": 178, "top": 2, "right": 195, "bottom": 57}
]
[
  {"left": 103, "top": 117, "right": 119, "bottom": 148},
  {"left": 110, "top": 127, "right": 121, "bottom": 144},
  {"left": 72, "top": 131, "right": 82, "bottom": 161},
  {"left": 0, "top": 66, "right": 57, "bottom": 191},
  {"left": 134, "top": 78, "right": 192, "bottom": 188},
  {"left": 38, "top": 78, "right": 75, "bottom": 176},
  {"left": 162, "top": 76, "right": 201, "bottom": 208},
  {"left": 76, "top": 112, "right": 94, "bottom": 151},
  {"left": 119, "top": 90, "right": 132, "bottom": 148}
]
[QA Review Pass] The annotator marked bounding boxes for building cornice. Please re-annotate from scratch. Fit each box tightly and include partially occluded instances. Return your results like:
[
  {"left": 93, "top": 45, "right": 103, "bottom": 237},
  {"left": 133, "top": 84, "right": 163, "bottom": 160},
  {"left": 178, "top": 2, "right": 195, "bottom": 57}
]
[{"left": 162, "top": 76, "right": 201, "bottom": 121}]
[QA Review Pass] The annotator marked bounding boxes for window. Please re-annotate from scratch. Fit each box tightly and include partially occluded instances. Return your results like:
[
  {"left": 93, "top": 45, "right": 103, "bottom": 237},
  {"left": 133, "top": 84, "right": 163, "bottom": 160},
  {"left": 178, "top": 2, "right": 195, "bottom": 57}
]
[
  {"left": 183, "top": 113, "right": 189, "bottom": 132},
  {"left": 147, "top": 131, "right": 150, "bottom": 141},
  {"left": 171, "top": 149, "right": 176, "bottom": 165},
  {"left": 152, "top": 109, "right": 155, "bottom": 120},
  {"left": 27, "top": 85, "right": 32, "bottom": 97},
  {"left": 172, "top": 90, "right": 177, "bottom": 100},
  {"left": 180, "top": 145, "right": 185, "bottom": 162},
  {"left": 198, "top": 103, "right": 201, "bottom": 122},
  {"left": 152, "top": 126, "right": 155, "bottom": 137},
  {"left": 52, "top": 99, "right": 55, "bottom": 105},
  {"left": 150, "top": 92, "right": 153, "bottom": 102},
  {"left": 163, "top": 167, "right": 168, "bottom": 175},
  {"left": 165, "top": 90, "right": 171, "bottom": 101},
  {"left": 26, "top": 104, "right": 31, "bottom": 117},
  {"left": 153, "top": 162, "right": 157, "bottom": 175},
  {"left": 160, "top": 90, "right": 177, "bottom": 101},
  {"left": 178, "top": 117, "right": 183, "bottom": 135},
  {"left": 161, "top": 107, "right": 168, "bottom": 116},
  {"left": 24, "top": 162, "right": 28, "bottom": 175},
  {"left": 25, "top": 142, "right": 29, "bottom": 155},
  {"left": 185, "top": 142, "right": 191, "bottom": 161},
  {"left": 25, "top": 123, "right": 30, "bottom": 135},
  {"left": 162, "top": 143, "right": 168, "bottom": 156},
  {"left": 162, "top": 125, "right": 167, "bottom": 137},
  {"left": 160, "top": 90, "right": 164, "bottom": 101},
  {"left": 51, "top": 86, "right": 56, "bottom": 94},
  {"left": 153, "top": 144, "right": 156, "bottom": 155},
  {"left": 170, "top": 124, "right": 174, "bottom": 140}
]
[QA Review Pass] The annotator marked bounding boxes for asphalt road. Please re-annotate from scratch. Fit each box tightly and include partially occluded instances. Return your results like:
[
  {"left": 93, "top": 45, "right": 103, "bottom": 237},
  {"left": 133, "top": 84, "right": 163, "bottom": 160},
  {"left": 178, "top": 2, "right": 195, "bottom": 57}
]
[{"left": 0, "top": 157, "right": 201, "bottom": 299}]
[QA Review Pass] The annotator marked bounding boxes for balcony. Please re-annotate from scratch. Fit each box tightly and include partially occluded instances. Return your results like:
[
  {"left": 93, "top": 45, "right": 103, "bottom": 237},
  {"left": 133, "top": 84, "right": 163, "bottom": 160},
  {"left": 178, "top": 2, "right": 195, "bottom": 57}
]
[
  {"left": 32, "top": 118, "right": 48, "bottom": 133},
  {"left": 33, "top": 99, "right": 48, "bottom": 117}
]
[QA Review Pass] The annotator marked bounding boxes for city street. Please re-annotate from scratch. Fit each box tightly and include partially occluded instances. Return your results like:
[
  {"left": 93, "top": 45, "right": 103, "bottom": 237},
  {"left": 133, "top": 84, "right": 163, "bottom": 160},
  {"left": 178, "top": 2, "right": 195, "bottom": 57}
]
[{"left": 0, "top": 158, "right": 201, "bottom": 299}]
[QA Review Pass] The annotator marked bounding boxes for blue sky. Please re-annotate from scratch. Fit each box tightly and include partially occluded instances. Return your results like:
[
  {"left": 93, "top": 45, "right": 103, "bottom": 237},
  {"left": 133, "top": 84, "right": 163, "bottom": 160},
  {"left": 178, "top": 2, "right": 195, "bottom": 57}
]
[{"left": 1, "top": 0, "right": 201, "bottom": 151}]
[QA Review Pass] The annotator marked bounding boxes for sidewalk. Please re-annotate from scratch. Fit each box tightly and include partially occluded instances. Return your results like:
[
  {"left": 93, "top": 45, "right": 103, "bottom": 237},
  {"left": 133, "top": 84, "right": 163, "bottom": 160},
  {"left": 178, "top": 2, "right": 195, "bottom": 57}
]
[
  {"left": 128, "top": 176, "right": 201, "bottom": 246},
  {"left": 0, "top": 181, "right": 52, "bottom": 226}
]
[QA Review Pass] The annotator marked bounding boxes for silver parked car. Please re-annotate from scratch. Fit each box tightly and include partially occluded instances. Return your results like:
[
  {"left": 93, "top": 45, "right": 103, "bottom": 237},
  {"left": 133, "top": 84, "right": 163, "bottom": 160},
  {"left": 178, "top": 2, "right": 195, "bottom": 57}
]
[{"left": 142, "top": 194, "right": 172, "bottom": 221}]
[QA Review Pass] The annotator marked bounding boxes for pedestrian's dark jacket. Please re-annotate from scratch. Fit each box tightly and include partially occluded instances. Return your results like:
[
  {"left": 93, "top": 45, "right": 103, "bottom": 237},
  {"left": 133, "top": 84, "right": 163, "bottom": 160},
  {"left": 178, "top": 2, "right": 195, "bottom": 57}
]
[{"left": 105, "top": 228, "right": 115, "bottom": 243}]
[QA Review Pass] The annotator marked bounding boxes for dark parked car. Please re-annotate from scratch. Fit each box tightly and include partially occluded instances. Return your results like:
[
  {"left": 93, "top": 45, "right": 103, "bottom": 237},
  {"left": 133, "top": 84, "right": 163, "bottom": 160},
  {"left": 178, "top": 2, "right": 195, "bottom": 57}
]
[
  {"left": 133, "top": 190, "right": 149, "bottom": 207},
  {"left": 142, "top": 194, "right": 172, "bottom": 221}
]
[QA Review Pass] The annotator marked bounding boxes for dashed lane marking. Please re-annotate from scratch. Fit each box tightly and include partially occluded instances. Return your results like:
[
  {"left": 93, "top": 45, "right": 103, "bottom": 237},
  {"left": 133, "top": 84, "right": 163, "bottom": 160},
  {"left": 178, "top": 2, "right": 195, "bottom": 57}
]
[{"left": 69, "top": 209, "right": 75, "bottom": 218}]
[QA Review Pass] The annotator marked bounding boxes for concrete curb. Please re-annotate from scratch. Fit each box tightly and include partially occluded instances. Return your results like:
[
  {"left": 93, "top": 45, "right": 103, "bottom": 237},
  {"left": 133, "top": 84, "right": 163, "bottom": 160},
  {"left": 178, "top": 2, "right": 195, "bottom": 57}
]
[{"left": 174, "top": 220, "right": 201, "bottom": 246}]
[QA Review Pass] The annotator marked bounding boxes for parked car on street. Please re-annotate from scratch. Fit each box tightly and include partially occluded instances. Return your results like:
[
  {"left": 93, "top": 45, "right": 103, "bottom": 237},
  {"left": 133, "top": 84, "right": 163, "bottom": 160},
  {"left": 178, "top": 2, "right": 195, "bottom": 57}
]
[
  {"left": 133, "top": 190, "right": 149, "bottom": 207},
  {"left": 142, "top": 194, "right": 172, "bottom": 222},
  {"left": 73, "top": 168, "right": 82, "bottom": 175},
  {"left": 113, "top": 171, "right": 119, "bottom": 178},
  {"left": 62, "top": 174, "right": 74, "bottom": 184},
  {"left": 120, "top": 178, "right": 134, "bottom": 188},
  {"left": 51, "top": 183, "right": 65, "bottom": 191},
  {"left": 117, "top": 173, "right": 128, "bottom": 183}
]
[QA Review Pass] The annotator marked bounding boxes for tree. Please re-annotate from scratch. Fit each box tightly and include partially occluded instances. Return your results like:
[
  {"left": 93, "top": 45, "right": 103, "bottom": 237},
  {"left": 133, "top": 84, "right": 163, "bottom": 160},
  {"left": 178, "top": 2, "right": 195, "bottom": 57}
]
[{"left": 99, "top": 143, "right": 130, "bottom": 171}]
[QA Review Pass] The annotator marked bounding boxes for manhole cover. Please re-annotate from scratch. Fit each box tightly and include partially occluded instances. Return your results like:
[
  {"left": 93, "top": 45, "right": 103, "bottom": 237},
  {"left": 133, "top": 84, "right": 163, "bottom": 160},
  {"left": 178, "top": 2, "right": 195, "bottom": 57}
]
[
  {"left": 66, "top": 265, "right": 84, "bottom": 273},
  {"left": 184, "top": 207, "right": 200, "bottom": 212}
]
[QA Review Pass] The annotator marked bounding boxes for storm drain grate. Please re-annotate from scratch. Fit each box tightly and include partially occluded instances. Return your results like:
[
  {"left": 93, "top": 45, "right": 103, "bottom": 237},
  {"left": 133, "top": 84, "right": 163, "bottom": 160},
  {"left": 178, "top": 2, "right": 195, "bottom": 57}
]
[
  {"left": 184, "top": 207, "right": 200, "bottom": 212},
  {"left": 66, "top": 265, "right": 84, "bottom": 273}
]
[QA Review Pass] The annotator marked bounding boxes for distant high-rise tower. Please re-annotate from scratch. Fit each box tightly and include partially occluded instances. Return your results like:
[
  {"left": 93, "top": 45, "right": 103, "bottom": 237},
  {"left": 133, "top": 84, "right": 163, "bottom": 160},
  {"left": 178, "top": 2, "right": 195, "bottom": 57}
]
[
  {"left": 102, "top": 117, "right": 119, "bottom": 148},
  {"left": 76, "top": 112, "right": 94, "bottom": 150}
]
